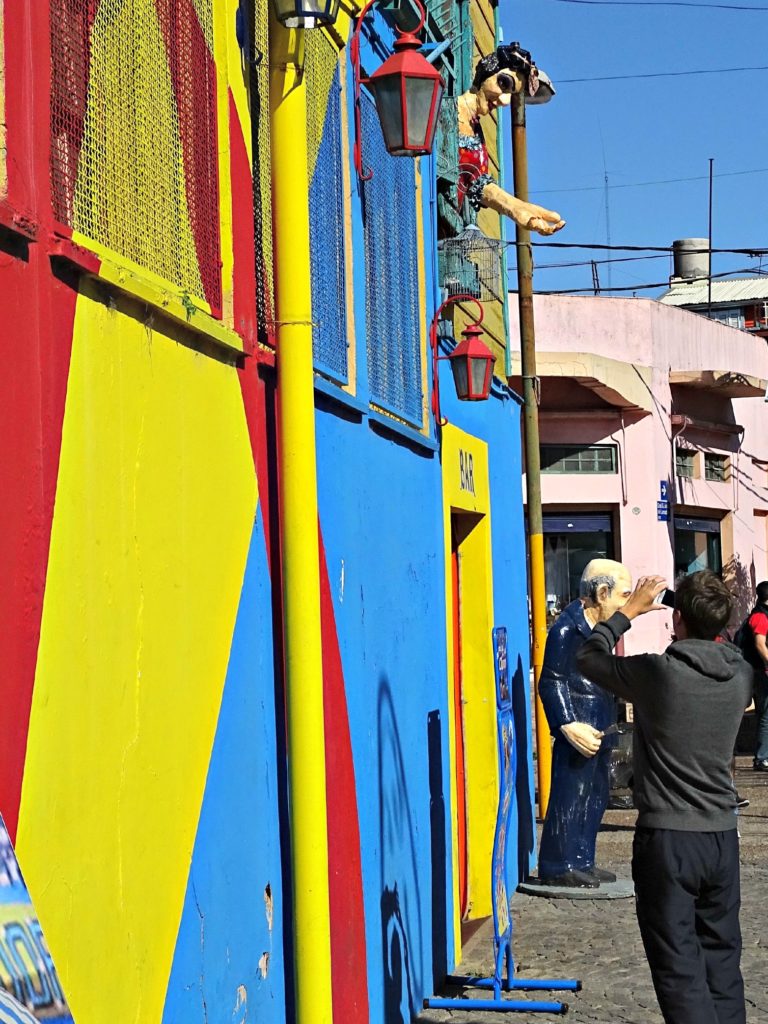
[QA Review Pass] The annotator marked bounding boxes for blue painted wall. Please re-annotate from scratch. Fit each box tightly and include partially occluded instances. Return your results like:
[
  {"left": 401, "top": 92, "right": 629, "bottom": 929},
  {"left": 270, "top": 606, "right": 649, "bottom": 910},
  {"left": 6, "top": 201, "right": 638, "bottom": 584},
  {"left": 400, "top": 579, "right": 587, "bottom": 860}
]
[{"left": 162, "top": 513, "right": 287, "bottom": 1024}]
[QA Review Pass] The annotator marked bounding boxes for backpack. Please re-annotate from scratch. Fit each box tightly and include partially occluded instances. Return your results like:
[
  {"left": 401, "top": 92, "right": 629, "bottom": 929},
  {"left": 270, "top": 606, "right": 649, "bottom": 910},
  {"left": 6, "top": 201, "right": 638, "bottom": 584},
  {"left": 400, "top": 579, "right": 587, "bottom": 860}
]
[
  {"left": 734, "top": 606, "right": 766, "bottom": 668},
  {"left": 733, "top": 618, "right": 750, "bottom": 653}
]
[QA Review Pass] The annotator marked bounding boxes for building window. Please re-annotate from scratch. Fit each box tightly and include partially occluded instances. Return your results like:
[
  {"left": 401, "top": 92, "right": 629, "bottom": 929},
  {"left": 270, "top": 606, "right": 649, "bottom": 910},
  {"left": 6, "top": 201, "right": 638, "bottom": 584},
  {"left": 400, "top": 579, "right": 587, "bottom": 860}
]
[
  {"left": 674, "top": 516, "right": 722, "bottom": 578},
  {"left": 543, "top": 513, "right": 614, "bottom": 626},
  {"left": 540, "top": 444, "right": 618, "bottom": 475},
  {"left": 49, "top": 0, "right": 222, "bottom": 312},
  {"left": 306, "top": 36, "right": 348, "bottom": 384},
  {"left": 711, "top": 308, "right": 745, "bottom": 330},
  {"left": 361, "top": 93, "right": 423, "bottom": 428},
  {"left": 676, "top": 448, "right": 697, "bottom": 479},
  {"left": 704, "top": 453, "right": 729, "bottom": 482}
]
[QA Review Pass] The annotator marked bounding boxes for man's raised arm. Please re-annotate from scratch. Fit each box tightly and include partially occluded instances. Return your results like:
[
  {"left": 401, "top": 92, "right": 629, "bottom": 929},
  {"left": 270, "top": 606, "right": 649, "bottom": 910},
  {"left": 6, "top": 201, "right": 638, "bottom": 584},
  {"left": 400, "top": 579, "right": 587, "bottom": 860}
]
[{"left": 577, "top": 576, "right": 668, "bottom": 701}]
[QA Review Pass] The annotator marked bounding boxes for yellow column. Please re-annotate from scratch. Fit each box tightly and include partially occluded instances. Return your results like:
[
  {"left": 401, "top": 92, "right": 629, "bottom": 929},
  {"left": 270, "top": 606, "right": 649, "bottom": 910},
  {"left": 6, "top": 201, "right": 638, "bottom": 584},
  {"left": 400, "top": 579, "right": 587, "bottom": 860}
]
[{"left": 269, "top": 18, "right": 334, "bottom": 1024}]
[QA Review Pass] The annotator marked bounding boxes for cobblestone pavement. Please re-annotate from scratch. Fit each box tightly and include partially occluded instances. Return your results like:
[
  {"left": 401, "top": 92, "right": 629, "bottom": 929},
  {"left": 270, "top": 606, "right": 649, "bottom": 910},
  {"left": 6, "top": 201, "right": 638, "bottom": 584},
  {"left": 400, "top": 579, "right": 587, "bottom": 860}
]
[{"left": 418, "top": 757, "right": 768, "bottom": 1023}]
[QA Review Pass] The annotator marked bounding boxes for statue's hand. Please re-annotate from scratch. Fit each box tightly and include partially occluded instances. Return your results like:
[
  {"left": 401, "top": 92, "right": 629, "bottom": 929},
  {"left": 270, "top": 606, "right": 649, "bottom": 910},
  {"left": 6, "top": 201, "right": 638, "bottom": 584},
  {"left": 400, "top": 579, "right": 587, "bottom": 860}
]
[
  {"left": 560, "top": 722, "right": 602, "bottom": 758},
  {"left": 479, "top": 183, "right": 565, "bottom": 236},
  {"left": 526, "top": 206, "right": 566, "bottom": 236}
]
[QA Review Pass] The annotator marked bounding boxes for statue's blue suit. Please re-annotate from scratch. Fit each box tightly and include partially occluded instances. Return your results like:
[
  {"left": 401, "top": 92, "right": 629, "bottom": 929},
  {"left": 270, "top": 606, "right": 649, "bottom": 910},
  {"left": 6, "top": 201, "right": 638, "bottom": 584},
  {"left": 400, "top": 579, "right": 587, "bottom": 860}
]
[{"left": 538, "top": 600, "right": 617, "bottom": 881}]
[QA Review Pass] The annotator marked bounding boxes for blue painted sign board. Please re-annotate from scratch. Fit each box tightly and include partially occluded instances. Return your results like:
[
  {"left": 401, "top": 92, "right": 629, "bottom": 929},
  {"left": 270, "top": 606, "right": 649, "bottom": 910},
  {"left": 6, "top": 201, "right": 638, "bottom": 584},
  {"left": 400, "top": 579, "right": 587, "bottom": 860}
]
[
  {"left": 423, "top": 629, "right": 580, "bottom": 1014},
  {"left": 657, "top": 500, "right": 670, "bottom": 522}
]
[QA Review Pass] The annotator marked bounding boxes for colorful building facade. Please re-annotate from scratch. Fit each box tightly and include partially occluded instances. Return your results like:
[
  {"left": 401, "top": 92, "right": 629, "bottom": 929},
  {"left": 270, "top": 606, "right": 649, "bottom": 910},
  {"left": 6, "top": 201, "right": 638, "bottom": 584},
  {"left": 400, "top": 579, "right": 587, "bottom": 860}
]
[
  {"left": 509, "top": 293, "right": 768, "bottom": 657},
  {"left": 0, "top": 1, "right": 535, "bottom": 1021}
]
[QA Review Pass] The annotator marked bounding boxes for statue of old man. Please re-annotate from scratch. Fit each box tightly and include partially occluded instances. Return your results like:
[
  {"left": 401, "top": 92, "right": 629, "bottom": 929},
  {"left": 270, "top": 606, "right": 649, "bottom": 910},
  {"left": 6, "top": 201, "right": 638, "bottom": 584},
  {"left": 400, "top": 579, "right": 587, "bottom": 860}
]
[{"left": 537, "top": 559, "right": 633, "bottom": 887}]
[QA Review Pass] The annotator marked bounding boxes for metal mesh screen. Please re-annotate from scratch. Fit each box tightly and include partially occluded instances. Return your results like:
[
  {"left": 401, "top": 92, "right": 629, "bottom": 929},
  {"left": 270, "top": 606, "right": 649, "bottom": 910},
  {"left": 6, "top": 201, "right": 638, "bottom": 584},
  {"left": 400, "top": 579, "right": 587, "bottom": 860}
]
[
  {"left": 50, "top": 0, "right": 222, "bottom": 311},
  {"left": 306, "top": 35, "right": 348, "bottom": 382},
  {"left": 361, "top": 94, "right": 423, "bottom": 427},
  {"left": 249, "top": 0, "right": 274, "bottom": 344}
]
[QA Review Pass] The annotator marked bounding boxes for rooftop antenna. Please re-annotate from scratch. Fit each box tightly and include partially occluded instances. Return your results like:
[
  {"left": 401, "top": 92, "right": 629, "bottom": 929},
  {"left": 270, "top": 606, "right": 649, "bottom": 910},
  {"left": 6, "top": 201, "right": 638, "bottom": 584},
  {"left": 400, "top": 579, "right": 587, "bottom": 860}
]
[
  {"left": 599, "top": 120, "right": 612, "bottom": 289},
  {"left": 707, "top": 157, "right": 714, "bottom": 317}
]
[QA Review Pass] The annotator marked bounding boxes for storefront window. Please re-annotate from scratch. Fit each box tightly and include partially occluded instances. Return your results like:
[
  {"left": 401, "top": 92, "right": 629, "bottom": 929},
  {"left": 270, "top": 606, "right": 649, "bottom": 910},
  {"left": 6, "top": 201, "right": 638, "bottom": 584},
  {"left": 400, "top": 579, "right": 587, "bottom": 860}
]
[
  {"left": 543, "top": 513, "right": 614, "bottom": 626},
  {"left": 674, "top": 516, "right": 722, "bottom": 577}
]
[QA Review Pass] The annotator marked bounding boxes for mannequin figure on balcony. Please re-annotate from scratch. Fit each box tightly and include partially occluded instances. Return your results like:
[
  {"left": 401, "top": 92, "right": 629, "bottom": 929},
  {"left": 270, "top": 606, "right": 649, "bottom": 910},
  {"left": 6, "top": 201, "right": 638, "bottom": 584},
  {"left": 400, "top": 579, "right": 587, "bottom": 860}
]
[
  {"left": 457, "top": 43, "right": 565, "bottom": 236},
  {"left": 537, "top": 559, "right": 633, "bottom": 887}
]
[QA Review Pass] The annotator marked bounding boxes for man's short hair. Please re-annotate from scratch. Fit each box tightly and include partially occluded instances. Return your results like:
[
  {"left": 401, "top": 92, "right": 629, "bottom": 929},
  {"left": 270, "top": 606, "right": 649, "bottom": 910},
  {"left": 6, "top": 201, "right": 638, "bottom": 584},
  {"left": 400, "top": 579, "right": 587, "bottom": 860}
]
[
  {"left": 579, "top": 574, "right": 616, "bottom": 603},
  {"left": 674, "top": 571, "right": 733, "bottom": 640},
  {"left": 757, "top": 580, "right": 768, "bottom": 605}
]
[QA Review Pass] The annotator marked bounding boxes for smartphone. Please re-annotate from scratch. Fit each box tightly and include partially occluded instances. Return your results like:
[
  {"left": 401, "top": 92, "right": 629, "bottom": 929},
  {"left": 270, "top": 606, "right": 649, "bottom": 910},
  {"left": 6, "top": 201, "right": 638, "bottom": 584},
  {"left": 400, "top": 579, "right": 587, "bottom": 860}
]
[{"left": 655, "top": 588, "right": 675, "bottom": 609}]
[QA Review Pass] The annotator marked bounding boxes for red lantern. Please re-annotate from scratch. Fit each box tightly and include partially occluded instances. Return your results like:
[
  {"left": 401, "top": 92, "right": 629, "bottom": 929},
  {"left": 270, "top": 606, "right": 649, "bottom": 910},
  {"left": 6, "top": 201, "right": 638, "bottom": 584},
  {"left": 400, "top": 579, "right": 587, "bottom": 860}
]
[
  {"left": 351, "top": 0, "right": 445, "bottom": 179},
  {"left": 366, "top": 31, "right": 444, "bottom": 158},
  {"left": 447, "top": 323, "right": 495, "bottom": 401}
]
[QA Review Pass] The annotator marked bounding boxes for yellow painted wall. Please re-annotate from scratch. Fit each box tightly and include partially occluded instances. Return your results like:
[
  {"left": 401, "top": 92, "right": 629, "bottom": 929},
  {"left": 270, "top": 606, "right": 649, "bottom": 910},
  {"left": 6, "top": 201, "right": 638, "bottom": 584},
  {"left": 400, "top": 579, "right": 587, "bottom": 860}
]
[{"left": 16, "top": 280, "right": 257, "bottom": 1024}]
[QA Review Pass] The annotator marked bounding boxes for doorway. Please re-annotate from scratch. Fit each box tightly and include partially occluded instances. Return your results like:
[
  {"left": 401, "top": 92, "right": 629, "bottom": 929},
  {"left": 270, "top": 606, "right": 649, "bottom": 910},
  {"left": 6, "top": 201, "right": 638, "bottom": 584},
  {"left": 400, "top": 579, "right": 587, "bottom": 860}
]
[{"left": 450, "top": 517, "right": 468, "bottom": 921}]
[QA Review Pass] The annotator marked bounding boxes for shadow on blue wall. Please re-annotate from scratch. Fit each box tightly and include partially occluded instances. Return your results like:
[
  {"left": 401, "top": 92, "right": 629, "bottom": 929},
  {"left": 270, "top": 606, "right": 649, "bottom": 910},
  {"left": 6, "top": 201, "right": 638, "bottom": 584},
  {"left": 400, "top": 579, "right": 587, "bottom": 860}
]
[
  {"left": 378, "top": 677, "right": 428, "bottom": 1024},
  {"left": 512, "top": 655, "right": 536, "bottom": 881},
  {"left": 263, "top": 373, "right": 296, "bottom": 1022},
  {"left": 427, "top": 709, "right": 448, "bottom": 991}
]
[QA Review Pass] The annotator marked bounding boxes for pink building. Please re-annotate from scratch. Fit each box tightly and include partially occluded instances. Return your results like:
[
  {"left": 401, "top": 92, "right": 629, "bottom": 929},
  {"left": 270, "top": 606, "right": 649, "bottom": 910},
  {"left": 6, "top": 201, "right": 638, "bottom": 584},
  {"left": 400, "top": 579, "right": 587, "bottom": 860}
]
[{"left": 508, "top": 294, "right": 768, "bottom": 655}]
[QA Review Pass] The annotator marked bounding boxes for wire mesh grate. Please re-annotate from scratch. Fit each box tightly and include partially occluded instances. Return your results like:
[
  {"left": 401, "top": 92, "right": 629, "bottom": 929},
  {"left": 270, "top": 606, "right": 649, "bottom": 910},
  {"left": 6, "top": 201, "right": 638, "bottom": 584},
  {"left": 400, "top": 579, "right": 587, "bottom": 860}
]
[
  {"left": 439, "top": 225, "right": 504, "bottom": 302},
  {"left": 306, "top": 34, "right": 348, "bottom": 383},
  {"left": 361, "top": 94, "right": 423, "bottom": 427},
  {"left": 249, "top": 0, "right": 274, "bottom": 344},
  {"left": 49, "top": 0, "right": 222, "bottom": 311}
]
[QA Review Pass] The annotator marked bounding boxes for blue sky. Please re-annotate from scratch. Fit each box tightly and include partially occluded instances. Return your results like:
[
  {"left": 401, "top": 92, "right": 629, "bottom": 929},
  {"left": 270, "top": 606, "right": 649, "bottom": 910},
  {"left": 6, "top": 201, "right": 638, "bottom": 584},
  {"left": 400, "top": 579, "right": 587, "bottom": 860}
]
[{"left": 498, "top": 0, "right": 768, "bottom": 295}]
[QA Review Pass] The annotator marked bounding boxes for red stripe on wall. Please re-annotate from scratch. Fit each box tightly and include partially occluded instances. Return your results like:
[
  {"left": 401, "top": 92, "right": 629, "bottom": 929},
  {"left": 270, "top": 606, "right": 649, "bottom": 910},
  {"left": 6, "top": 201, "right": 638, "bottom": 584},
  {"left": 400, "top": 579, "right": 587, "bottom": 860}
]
[
  {"left": 319, "top": 536, "right": 371, "bottom": 1023},
  {"left": 228, "top": 91, "right": 257, "bottom": 355},
  {"left": 0, "top": 1, "right": 80, "bottom": 841},
  {"left": 49, "top": 0, "right": 100, "bottom": 225},
  {"left": 154, "top": 0, "right": 222, "bottom": 313}
]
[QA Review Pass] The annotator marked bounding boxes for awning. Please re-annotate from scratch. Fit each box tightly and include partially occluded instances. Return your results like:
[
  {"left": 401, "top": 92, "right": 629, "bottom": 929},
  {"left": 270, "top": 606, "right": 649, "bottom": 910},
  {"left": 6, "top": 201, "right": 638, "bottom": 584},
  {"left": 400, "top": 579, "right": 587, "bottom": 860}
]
[
  {"left": 669, "top": 369, "right": 767, "bottom": 399},
  {"left": 508, "top": 351, "right": 654, "bottom": 413}
]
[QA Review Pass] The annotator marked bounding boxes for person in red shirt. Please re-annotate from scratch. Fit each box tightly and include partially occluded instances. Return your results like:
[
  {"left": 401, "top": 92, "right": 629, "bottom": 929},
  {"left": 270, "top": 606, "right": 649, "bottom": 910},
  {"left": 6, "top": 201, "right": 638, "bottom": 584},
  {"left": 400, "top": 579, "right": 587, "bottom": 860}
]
[{"left": 744, "top": 581, "right": 768, "bottom": 770}]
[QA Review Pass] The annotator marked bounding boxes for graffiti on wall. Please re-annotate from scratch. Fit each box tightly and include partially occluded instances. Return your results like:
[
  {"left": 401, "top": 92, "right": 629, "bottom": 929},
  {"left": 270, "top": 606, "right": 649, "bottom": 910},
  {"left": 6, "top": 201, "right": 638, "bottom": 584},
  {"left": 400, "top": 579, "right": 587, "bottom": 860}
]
[{"left": 0, "top": 819, "right": 73, "bottom": 1023}]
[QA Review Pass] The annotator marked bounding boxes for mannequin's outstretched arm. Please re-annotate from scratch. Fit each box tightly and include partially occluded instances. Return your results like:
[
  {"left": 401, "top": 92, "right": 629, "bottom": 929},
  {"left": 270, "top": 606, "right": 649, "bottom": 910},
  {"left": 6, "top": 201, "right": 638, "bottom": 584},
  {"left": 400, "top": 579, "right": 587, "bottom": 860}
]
[{"left": 481, "top": 181, "right": 565, "bottom": 236}]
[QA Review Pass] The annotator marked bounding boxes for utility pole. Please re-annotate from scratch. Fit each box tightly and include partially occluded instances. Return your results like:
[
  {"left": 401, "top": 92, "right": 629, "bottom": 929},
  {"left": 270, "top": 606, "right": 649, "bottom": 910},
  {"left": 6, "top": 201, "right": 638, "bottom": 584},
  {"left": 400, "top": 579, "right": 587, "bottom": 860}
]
[{"left": 510, "top": 90, "right": 551, "bottom": 816}]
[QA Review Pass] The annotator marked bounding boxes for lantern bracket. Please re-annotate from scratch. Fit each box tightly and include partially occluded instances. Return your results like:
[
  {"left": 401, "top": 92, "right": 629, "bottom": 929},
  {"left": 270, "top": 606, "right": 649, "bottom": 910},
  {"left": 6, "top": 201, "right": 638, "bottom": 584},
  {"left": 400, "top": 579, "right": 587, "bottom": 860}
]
[
  {"left": 429, "top": 293, "right": 485, "bottom": 428},
  {"left": 351, "top": 0, "right": 428, "bottom": 181}
]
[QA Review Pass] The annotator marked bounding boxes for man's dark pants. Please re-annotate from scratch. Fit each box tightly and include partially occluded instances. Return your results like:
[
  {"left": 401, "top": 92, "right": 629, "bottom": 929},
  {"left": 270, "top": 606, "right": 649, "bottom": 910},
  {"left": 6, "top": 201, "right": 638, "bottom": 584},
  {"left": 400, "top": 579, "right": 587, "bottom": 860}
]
[{"left": 632, "top": 827, "right": 744, "bottom": 1024}]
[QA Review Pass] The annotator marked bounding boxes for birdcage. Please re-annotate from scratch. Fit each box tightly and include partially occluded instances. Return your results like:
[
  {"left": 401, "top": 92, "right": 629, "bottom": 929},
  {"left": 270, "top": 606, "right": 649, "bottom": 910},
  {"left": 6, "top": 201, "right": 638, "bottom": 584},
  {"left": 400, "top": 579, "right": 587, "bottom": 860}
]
[{"left": 438, "top": 225, "right": 505, "bottom": 302}]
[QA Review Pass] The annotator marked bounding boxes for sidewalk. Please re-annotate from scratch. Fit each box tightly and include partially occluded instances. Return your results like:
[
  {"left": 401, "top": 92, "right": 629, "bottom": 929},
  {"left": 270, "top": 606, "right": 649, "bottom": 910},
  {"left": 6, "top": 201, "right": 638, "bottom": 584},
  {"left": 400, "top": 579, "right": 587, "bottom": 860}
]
[{"left": 419, "top": 756, "right": 768, "bottom": 1022}]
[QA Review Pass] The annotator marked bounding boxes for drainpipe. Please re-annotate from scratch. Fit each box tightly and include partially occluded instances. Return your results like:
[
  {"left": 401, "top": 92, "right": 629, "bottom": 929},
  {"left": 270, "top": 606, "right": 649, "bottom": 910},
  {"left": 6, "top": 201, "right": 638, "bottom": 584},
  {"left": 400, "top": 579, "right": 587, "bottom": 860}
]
[
  {"left": 269, "top": 19, "right": 334, "bottom": 1024},
  {"left": 510, "top": 91, "right": 551, "bottom": 817}
]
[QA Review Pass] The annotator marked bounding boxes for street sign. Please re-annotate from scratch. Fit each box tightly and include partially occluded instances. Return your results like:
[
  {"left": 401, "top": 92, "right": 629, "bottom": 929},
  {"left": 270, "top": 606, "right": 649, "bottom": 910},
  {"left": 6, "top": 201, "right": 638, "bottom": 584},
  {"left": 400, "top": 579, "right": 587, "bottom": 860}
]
[
  {"left": 659, "top": 480, "right": 669, "bottom": 501},
  {"left": 657, "top": 500, "right": 670, "bottom": 522}
]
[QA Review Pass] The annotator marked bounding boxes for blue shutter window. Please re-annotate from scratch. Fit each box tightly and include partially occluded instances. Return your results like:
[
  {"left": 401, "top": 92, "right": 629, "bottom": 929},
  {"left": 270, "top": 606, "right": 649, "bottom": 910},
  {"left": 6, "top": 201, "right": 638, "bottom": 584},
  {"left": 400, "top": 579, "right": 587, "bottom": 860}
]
[
  {"left": 361, "top": 93, "right": 423, "bottom": 428},
  {"left": 308, "top": 58, "right": 349, "bottom": 383}
]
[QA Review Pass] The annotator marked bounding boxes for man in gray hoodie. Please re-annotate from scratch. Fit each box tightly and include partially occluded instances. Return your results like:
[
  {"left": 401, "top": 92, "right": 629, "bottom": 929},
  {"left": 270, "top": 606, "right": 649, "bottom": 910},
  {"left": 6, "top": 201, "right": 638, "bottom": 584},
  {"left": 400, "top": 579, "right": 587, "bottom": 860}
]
[{"left": 577, "top": 569, "right": 753, "bottom": 1024}]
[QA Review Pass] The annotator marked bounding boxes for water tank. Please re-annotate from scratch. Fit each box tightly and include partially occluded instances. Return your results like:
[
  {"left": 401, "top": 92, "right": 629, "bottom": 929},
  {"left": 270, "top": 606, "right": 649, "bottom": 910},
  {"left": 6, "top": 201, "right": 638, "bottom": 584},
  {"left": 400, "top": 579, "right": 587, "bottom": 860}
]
[{"left": 672, "top": 238, "right": 710, "bottom": 281}]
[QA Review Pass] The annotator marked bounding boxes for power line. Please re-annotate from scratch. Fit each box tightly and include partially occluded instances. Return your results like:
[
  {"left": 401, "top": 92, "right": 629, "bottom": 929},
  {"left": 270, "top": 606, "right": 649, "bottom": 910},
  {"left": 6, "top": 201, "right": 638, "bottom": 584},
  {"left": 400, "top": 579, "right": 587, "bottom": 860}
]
[
  {"left": 532, "top": 166, "right": 768, "bottom": 196},
  {"left": 525, "top": 242, "right": 768, "bottom": 254},
  {"left": 511, "top": 253, "right": 672, "bottom": 271},
  {"left": 560, "top": 64, "right": 768, "bottom": 83},
  {"left": 534, "top": 267, "right": 768, "bottom": 295},
  {"left": 552, "top": 0, "right": 768, "bottom": 9}
]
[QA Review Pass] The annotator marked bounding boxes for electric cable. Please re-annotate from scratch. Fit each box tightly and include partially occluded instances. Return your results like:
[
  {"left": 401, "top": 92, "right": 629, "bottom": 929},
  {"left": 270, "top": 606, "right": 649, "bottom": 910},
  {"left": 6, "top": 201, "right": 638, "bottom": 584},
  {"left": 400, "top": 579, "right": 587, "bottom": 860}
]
[
  {"left": 532, "top": 267, "right": 768, "bottom": 294},
  {"left": 532, "top": 166, "right": 768, "bottom": 195},
  {"left": 551, "top": 0, "right": 768, "bottom": 10},
  {"left": 560, "top": 64, "right": 768, "bottom": 83}
]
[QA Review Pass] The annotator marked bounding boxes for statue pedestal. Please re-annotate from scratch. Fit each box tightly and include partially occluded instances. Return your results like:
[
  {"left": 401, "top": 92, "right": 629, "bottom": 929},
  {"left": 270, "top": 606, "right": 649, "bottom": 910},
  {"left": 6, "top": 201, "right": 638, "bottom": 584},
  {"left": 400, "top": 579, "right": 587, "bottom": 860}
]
[{"left": 518, "top": 878, "right": 634, "bottom": 900}]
